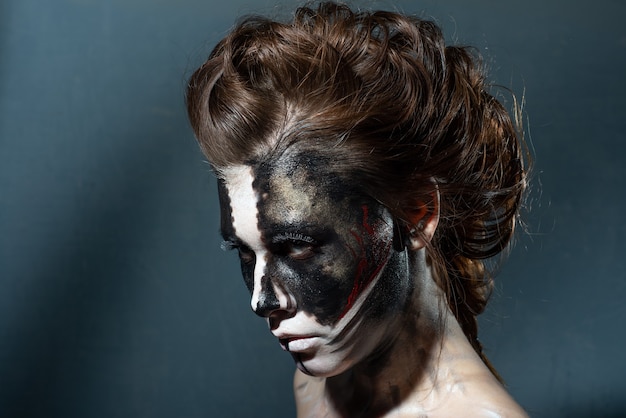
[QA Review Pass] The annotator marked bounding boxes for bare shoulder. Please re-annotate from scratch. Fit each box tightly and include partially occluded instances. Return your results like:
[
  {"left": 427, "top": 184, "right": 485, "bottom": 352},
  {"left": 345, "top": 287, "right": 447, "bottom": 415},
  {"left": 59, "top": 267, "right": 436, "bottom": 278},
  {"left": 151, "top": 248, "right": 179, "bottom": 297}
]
[
  {"left": 292, "top": 365, "right": 528, "bottom": 418},
  {"left": 431, "top": 343, "right": 529, "bottom": 418},
  {"left": 463, "top": 398, "right": 529, "bottom": 418},
  {"left": 403, "top": 363, "right": 529, "bottom": 418},
  {"left": 417, "top": 389, "right": 528, "bottom": 418},
  {"left": 447, "top": 375, "right": 529, "bottom": 418}
]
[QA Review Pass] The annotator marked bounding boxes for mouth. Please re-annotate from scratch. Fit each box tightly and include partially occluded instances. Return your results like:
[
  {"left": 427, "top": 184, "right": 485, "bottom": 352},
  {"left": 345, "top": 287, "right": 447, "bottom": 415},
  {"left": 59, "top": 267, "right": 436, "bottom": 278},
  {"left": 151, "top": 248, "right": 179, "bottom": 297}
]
[{"left": 278, "top": 336, "right": 318, "bottom": 352}]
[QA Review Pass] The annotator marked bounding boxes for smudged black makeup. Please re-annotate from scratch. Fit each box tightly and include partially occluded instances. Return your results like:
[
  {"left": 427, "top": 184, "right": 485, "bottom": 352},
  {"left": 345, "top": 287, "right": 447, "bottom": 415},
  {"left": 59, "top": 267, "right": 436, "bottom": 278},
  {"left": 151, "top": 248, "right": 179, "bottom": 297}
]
[
  {"left": 217, "top": 149, "right": 416, "bottom": 379},
  {"left": 246, "top": 150, "right": 408, "bottom": 326}
]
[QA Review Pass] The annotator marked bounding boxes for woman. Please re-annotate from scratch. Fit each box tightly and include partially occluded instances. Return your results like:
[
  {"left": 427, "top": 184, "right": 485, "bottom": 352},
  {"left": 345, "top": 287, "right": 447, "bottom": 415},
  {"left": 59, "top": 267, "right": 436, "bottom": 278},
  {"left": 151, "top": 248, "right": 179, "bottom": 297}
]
[{"left": 186, "top": 2, "right": 529, "bottom": 416}]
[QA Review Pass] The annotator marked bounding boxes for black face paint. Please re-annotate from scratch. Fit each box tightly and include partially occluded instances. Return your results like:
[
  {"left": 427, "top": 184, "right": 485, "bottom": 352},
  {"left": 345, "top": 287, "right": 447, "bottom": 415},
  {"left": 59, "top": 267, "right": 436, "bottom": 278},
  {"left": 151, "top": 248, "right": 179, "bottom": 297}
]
[
  {"left": 248, "top": 151, "right": 405, "bottom": 325},
  {"left": 218, "top": 150, "right": 414, "bottom": 377},
  {"left": 255, "top": 275, "right": 280, "bottom": 317}
]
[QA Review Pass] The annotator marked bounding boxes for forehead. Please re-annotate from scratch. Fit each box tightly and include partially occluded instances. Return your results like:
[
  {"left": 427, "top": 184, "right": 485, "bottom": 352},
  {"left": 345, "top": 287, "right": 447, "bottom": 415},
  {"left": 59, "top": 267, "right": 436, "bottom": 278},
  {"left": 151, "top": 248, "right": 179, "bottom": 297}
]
[
  {"left": 220, "top": 150, "right": 360, "bottom": 227},
  {"left": 220, "top": 165, "right": 257, "bottom": 207},
  {"left": 219, "top": 165, "right": 259, "bottom": 245},
  {"left": 257, "top": 151, "right": 344, "bottom": 220}
]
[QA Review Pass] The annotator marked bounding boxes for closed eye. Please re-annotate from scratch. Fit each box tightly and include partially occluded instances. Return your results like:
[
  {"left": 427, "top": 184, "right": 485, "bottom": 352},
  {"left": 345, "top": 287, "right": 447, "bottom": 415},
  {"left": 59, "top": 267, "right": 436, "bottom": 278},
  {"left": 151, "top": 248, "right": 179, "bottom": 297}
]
[
  {"left": 271, "top": 233, "right": 319, "bottom": 261},
  {"left": 272, "top": 241, "right": 316, "bottom": 261},
  {"left": 237, "top": 246, "right": 255, "bottom": 264},
  {"left": 285, "top": 242, "right": 317, "bottom": 260}
]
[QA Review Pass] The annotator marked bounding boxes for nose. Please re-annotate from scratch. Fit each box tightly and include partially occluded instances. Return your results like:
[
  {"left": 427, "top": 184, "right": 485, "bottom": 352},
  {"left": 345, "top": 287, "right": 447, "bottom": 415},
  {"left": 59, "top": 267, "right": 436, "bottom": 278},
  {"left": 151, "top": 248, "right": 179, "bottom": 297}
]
[
  {"left": 253, "top": 276, "right": 281, "bottom": 317},
  {"left": 250, "top": 258, "right": 294, "bottom": 318}
]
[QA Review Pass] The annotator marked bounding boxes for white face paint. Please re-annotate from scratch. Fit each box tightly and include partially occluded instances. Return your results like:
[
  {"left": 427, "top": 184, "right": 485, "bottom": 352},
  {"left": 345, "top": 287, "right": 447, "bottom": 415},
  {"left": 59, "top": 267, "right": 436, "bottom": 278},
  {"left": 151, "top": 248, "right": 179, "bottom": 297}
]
[
  {"left": 219, "top": 157, "right": 412, "bottom": 378},
  {"left": 220, "top": 165, "right": 291, "bottom": 313}
]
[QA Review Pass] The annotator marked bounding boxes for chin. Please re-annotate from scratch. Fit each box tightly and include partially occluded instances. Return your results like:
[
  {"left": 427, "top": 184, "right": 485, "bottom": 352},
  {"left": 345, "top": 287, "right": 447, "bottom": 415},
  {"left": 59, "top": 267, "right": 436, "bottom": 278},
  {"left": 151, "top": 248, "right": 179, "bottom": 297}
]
[{"left": 292, "top": 351, "right": 354, "bottom": 378}]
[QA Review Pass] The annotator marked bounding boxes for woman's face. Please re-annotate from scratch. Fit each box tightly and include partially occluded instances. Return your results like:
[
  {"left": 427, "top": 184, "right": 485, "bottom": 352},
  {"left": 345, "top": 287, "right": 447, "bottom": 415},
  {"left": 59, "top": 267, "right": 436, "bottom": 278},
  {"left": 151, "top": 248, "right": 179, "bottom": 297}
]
[{"left": 218, "top": 151, "right": 412, "bottom": 377}]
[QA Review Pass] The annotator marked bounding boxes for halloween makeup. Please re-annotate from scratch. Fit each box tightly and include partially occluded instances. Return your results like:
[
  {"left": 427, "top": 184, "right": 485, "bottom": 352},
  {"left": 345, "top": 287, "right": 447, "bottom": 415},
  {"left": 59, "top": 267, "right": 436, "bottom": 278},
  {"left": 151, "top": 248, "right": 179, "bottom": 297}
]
[{"left": 218, "top": 150, "right": 412, "bottom": 377}]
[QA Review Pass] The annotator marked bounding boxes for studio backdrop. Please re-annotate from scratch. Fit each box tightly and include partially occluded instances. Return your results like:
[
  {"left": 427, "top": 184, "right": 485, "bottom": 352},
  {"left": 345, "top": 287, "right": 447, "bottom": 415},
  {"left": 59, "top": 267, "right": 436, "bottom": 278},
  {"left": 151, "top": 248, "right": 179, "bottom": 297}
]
[{"left": 1, "top": 0, "right": 625, "bottom": 417}]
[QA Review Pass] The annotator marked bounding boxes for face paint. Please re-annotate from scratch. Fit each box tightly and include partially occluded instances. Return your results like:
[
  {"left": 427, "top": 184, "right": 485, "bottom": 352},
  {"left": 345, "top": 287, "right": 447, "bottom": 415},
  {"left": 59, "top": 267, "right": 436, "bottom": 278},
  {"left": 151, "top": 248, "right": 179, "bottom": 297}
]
[
  {"left": 219, "top": 151, "right": 412, "bottom": 377},
  {"left": 218, "top": 178, "right": 255, "bottom": 294}
]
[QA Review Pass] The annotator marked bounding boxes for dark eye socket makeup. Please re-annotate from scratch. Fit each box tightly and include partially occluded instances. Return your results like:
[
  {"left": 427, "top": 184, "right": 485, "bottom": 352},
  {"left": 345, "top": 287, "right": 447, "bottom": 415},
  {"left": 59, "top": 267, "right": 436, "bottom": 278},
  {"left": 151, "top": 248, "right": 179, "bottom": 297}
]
[
  {"left": 270, "top": 232, "right": 320, "bottom": 261},
  {"left": 220, "top": 231, "right": 323, "bottom": 262}
]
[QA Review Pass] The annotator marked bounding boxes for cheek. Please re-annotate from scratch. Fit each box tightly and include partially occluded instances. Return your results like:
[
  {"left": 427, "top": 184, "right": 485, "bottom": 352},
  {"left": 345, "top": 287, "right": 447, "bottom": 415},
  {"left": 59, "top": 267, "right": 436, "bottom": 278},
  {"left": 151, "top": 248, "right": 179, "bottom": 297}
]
[
  {"left": 336, "top": 205, "right": 394, "bottom": 318},
  {"left": 267, "top": 211, "right": 393, "bottom": 326},
  {"left": 267, "top": 252, "right": 355, "bottom": 326}
]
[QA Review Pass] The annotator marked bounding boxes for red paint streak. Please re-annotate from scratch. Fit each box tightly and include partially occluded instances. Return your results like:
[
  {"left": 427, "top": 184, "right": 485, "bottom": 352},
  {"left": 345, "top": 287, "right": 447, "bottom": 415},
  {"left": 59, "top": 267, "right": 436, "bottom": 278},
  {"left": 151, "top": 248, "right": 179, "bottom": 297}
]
[
  {"left": 361, "top": 204, "right": 374, "bottom": 235},
  {"left": 338, "top": 205, "right": 389, "bottom": 320},
  {"left": 343, "top": 257, "right": 368, "bottom": 315},
  {"left": 345, "top": 232, "right": 359, "bottom": 259}
]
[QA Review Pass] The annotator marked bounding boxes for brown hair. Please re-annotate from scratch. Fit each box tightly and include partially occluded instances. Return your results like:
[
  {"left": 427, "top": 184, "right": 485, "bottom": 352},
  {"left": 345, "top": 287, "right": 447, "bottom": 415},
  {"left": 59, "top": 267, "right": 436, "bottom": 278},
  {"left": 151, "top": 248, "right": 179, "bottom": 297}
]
[{"left": 186, "top": 1, "right": 527, "bottom": 375}]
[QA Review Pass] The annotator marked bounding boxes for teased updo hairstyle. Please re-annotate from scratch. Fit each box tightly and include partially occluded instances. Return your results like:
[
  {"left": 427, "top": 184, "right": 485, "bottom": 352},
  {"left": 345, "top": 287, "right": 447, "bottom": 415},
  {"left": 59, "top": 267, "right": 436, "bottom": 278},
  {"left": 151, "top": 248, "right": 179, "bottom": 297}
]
[{"left": 186, "top": 1, "right": 527, "bottom": 372}]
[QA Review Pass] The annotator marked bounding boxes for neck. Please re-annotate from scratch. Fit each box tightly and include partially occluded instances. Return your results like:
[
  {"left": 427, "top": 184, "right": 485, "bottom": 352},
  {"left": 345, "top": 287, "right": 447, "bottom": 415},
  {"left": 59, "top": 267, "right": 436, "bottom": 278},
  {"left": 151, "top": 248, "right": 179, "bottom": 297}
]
[{"left": 323, "top": 249, "right": 486, "bottom": 416}]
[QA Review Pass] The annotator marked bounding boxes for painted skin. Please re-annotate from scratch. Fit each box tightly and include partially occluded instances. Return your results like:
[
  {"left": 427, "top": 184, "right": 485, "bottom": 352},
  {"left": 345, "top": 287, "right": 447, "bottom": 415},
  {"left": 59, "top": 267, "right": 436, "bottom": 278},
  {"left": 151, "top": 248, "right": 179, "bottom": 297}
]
[
  {"left": 218, "top": 150, "right": 412, "bottom": 377},
  {"left": 218, "top": 149, "right": 529, "bottom": 417}
]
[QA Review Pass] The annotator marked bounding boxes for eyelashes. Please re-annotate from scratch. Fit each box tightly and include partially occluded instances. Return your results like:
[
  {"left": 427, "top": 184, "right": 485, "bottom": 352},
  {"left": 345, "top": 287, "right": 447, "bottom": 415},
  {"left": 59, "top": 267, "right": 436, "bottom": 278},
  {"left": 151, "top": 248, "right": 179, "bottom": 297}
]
[
  {"left": 220, "top": 232, "right": 320, "bottom": 262},
  {"left": 272, "top": 233, "right": 319, "bottom": 261},
  {"left": 271, "top": 232, "right": 316, "bottom": 245},
  {"left": 220, "top": 240, "right": 237, "bottom": 251}
]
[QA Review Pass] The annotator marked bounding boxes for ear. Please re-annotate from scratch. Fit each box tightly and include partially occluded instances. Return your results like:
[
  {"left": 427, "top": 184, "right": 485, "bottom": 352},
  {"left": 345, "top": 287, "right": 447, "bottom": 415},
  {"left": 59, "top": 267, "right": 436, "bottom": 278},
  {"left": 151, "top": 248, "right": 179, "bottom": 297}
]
[{"left": 407, "top": 186, "right": 440, "bottom": 251}]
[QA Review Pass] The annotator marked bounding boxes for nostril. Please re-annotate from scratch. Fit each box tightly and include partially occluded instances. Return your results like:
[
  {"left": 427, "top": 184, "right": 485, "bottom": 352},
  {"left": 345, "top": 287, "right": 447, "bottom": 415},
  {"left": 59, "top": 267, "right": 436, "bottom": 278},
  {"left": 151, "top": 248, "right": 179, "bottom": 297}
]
[
  {"left": 252, "top": 275, "right": 282, "bottom": 317},
  {"left": 252, "top": 275, "right": 297, "bottom": 318},
  {"left": 253, "top": 291, "right": 281, "bottom": 317},
  {"left": 267, "top": 308, "right": 296, "bottom": 331}
]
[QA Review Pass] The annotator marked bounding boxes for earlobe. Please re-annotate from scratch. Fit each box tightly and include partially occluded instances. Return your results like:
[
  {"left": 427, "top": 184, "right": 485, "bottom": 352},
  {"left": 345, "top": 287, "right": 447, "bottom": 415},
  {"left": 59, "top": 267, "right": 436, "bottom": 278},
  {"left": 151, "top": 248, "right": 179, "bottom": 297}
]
[{"left": 407, "top": 187, "right": 440, "bottom": 251}]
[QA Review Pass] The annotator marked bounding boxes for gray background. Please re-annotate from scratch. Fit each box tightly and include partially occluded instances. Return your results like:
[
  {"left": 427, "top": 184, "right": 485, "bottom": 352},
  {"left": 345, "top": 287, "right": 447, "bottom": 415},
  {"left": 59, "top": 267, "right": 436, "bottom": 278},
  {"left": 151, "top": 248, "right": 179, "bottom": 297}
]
[{"left": 1, "top": 0, "right": 624, "bottom": 417}]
